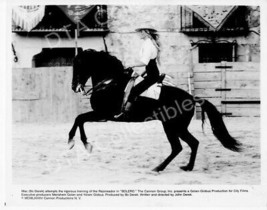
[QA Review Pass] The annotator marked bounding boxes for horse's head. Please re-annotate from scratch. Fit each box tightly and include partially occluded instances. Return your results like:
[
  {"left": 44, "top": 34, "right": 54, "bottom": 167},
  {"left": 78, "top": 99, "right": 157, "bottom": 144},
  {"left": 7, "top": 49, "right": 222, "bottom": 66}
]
[
  {"left": 72, "top": 49, "right": 129, "bottom": 94},
  {"left": 71, "top": 50, "right": 95, "bottom": 93}
]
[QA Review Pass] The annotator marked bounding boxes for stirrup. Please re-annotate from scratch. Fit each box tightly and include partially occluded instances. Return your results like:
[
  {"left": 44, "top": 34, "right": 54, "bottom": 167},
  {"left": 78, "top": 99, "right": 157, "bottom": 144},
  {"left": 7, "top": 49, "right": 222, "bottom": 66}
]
[
  {"left": 114, "top": 112, "right": 124, "bottom": 119},
  {"left": 114, "top": 111, "right": 130, "bottom": 121}
]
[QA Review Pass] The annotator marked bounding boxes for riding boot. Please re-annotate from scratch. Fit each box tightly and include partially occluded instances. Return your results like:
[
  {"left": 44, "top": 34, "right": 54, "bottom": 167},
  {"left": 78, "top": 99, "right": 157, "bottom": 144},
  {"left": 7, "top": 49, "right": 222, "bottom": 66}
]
[
  {"left": 124, "top": 101, "right": 132, "bottom": 112},
  {"left": 114, "top": 102, "right": 133, "bottom": 121}
]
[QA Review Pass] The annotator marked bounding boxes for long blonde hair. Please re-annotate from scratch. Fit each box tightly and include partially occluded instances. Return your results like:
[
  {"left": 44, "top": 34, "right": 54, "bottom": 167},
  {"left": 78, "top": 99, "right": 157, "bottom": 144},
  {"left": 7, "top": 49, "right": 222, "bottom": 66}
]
[{"left": 143, "top": 29, "right": 161, "bottom": 65}]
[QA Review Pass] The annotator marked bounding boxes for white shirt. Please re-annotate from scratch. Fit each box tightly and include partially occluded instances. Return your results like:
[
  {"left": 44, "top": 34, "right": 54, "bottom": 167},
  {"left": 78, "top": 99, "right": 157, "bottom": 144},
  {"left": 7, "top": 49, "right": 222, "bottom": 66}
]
[{"left": 139, "top": 38, "right": 158, "bottom": 65}]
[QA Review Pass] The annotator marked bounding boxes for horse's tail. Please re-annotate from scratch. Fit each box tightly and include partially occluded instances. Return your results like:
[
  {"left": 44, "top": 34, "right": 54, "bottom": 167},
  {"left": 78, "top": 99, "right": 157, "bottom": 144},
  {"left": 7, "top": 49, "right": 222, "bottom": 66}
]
[{"left": 197, "top": 98, "right": 242, "bottom": 152}]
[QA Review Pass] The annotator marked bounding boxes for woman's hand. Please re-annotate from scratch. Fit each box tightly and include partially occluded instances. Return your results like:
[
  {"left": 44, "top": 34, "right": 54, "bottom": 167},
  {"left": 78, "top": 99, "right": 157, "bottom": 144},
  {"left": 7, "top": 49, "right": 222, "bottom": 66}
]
[
  {"left": 126, "top": 65, "right": 135, "bottom": 71},
  {"left": 125, "top": 65, "right": 138, "bottom": 77},
  {"left": 125, "top": 60, "right": 146, "bottom": 69},
  {"left": 131, "top": 71, "right": 139, "bottom": 78}
]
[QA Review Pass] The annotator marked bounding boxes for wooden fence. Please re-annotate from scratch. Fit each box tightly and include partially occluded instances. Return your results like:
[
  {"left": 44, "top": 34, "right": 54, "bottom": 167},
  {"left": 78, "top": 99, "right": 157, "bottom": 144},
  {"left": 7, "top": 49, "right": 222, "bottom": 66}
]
[
  {"left": 193, "top": 62, "right": 260, "bottom": 118},
  {"left": 12, "top": 67, "right": 92, "bottom": 123}
]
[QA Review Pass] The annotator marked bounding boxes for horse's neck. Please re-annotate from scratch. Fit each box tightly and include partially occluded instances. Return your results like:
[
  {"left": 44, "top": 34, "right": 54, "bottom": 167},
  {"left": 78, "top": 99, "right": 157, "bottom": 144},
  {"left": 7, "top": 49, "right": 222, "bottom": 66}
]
[
  {"left": 91, "top": 75, "right": 112, "bottom": 86},
  {"left": 91, "top": 74, "right": 128, "bottom": 90},
  {"left": 91, "top": 68, "right": 128, "bottom": 85},
  {"left": 85, "top": 51, "right": 128, "bottom": 87},
  {"left": 91, "top": 76, "right": 102, "bottom": 87}
]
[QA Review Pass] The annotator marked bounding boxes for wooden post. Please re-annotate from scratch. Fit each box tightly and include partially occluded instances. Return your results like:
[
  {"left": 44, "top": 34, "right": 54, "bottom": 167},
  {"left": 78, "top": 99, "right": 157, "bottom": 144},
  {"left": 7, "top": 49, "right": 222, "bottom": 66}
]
[
  {"left": 188, "top": 72, "right": 192, "bottom": 95},
  {"left": 189, "top": 45, "right": 196, "bottom": 118},
  {"left": 245, "top": 45, "right": 251, "bottom": 62},
  {"left": 180, "top": 6, "right": 182, "bottom": 29},
  {"left": 221, "top": 62, "right": 227, "bottom": 114},
  {"left": 75, "top": 23, "right": 78, "bottom": 56},
  {"left": 232, "top": 44, "right": 236, "bottom": 62}
]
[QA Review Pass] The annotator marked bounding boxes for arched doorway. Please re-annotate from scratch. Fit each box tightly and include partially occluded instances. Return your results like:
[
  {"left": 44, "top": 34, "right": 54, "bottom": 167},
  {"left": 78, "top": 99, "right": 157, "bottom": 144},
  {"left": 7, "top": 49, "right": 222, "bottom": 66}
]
[{"left": 32, "top": 48, "right": 83, "bottom": 67}]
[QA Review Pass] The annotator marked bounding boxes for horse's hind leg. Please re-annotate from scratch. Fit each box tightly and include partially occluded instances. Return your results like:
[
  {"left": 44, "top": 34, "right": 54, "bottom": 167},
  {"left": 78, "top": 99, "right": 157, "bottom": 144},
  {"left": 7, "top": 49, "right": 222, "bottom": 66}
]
[
  {"left": 152, "top": 122, "right": 182, "bottom": 172},
  {"left": 68, "top": 111, "right": 104, "bottom": 152},
  {"left": 179, "top": 130, "right": 199, "bottom": 171},
  {"left": 68, "top": 121, "right": 79, "bottom": 149}
]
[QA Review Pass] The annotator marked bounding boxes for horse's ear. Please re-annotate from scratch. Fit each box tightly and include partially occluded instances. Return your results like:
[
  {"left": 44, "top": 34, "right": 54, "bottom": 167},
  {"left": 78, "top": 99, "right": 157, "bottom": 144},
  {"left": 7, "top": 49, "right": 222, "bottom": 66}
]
[
  {"left": 84, "top": 49, "right": 96, "bottom": 53},
  {"left": 78, "top": 48, "right": 84, "bottom": 54}
]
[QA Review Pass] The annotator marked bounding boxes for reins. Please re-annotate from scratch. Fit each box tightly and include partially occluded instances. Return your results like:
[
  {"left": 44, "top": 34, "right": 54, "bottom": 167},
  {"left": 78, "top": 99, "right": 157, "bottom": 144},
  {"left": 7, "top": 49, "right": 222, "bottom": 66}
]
[{"left": 83, "top": 79, "right": 114, "bottom": 96}]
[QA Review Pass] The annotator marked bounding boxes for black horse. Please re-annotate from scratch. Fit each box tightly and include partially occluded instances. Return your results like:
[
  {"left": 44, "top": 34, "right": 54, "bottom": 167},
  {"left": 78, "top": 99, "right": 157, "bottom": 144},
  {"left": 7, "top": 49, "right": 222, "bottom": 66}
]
[{"left": 68, "top": 49, "right": 241, "bottom": 172}]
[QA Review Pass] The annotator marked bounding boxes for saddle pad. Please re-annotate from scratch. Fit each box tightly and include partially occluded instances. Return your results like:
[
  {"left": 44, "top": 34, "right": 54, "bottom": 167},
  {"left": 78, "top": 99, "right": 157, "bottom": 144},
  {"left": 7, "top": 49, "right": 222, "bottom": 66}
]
[
  {"left": 124, "top": 76, "right": 162, "bottom": 101},
  {"left": 131, "top": 76, "right": 162, "bottom": 100},
  {"left": 140, "top": 83, "right": 161, "bottom": 100}
]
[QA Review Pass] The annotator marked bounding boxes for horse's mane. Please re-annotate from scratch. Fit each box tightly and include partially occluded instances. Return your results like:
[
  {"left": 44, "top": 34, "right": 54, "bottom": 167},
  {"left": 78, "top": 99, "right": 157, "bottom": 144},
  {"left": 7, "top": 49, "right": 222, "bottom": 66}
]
[{"left": 82, "top": 49, "right": 125, "bottom": 78}]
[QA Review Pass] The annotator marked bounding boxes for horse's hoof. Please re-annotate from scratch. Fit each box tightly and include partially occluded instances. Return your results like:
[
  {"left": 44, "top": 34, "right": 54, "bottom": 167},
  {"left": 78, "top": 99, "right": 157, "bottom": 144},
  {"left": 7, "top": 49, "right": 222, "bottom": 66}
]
[
  {"left": 68, "top": 138, "right": 75, "bottom": 150},
  {"left": 180, "top": 166, "right": 193, "bottom": 171},
  {"left": 85, "top": 143, "right": 93, "bottom": 153},
  {"left": 152, "top": 167, "right": 162, "bottom": 173}
]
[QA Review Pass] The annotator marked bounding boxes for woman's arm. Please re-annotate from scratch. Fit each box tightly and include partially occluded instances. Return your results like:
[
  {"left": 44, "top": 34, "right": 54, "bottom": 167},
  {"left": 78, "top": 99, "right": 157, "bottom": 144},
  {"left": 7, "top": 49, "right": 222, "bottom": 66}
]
[
  {"left": 128, "top": 38, "right": 153, "bottom": 75},
  {"left": 128, "top": 60, "right": 147, "bottom": 68},
  {"left": 127, "top": 61, "right": 147, "bottom": 77}
]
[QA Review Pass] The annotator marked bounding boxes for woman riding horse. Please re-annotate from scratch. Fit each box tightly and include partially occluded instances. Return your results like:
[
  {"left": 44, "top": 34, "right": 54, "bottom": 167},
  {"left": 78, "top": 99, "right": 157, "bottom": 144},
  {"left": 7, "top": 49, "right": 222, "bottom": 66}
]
[
  {"left": 115, "top": 27, "right": 161, "bottom": 120},
  {"left": 69, "top": 39, "right": 241, "bottom": 172}
]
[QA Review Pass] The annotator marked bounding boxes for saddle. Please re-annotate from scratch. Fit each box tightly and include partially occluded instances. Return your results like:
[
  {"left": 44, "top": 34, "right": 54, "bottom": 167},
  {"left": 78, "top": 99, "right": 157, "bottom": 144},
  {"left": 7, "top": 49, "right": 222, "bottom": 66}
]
[{"left": 123, "top": 73, "right": 175, "bottom": 104}]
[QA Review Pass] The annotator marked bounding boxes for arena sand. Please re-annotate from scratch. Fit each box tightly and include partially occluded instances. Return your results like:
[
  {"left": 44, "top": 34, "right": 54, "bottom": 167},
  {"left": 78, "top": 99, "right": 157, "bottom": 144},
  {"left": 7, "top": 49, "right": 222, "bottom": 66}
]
[{"left": 12, "top": 117, "right": 260, "bottom": 185}]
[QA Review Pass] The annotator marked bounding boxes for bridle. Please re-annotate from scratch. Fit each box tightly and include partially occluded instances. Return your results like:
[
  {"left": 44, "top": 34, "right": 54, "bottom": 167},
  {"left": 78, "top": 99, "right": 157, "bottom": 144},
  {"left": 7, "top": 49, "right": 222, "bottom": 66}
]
[{"left": 76, "top": 78, "right": 114, "bottom": 96}]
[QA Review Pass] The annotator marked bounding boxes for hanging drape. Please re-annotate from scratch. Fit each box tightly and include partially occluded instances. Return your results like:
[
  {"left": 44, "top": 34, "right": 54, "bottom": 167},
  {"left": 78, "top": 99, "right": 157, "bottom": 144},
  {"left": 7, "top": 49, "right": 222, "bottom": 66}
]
[
  {"left": 57, "top": 5, "right": 95, "bottom": 24},
  {"left": 12, "top": 5, "right": 45, "bottom": 32},
  {"left": 187, "top": 6, "right": 236, "bottom": 31}
]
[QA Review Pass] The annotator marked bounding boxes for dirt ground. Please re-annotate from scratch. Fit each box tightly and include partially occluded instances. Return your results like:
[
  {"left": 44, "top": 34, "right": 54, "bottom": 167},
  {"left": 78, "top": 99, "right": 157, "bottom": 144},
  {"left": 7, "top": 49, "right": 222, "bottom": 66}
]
[{"left": 12, "top": 117, "right": 260, "bottom": 185}]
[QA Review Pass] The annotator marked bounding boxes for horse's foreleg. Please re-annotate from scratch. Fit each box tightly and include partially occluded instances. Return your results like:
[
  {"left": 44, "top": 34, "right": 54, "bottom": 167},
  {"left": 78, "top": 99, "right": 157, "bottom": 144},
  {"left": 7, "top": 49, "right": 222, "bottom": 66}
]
[
  {"left": 68, "top": 111, "right": 104, "bottom": 152},
  {"left": 152, "top": 123, "right": 182, "bottom": 172}
]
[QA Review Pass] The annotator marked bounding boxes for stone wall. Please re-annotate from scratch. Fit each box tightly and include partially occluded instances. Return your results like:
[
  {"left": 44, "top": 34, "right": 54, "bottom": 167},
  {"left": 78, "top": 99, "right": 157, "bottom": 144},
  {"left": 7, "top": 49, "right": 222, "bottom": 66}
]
[
  {"left": 106, "top": 6, "right": 191, "bottom": 73},
  {"left": 105, "top": 5, "right": 260, "bottom": 76}
]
